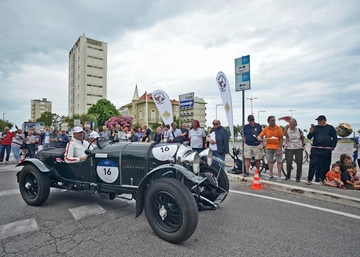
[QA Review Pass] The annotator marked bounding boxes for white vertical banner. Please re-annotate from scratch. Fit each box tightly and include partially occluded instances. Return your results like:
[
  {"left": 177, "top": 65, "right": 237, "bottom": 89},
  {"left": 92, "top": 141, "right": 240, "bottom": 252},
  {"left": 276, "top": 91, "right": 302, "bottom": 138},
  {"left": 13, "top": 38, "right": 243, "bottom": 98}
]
[
  {"left": 152, "top": 90, "right": 174, "bottom": 126},
  {"left": 216, "top": 71, "right": 235, "bottom": 143}
]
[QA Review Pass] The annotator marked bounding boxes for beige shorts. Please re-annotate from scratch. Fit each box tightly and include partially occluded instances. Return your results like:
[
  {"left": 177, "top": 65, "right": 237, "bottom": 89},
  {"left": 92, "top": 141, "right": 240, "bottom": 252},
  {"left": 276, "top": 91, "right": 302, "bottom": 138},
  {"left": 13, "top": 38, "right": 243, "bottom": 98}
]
[
  {"left": 244, "top": 144, "right": 263, "bottom": 160},
  {"left": 265, "top": 149, "right": 282, "bottom": 163}
]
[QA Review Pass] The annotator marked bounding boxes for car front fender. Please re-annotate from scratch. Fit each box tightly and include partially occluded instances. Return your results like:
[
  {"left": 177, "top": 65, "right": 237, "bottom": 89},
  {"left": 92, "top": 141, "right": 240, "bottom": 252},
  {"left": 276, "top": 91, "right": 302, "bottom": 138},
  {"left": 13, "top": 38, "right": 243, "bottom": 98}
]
[
  {"left": 135, "top": 163, "right": 206, "bottom": 218},
  {"left": 16, "top": 159, "right": 51, "bottom": 173}
]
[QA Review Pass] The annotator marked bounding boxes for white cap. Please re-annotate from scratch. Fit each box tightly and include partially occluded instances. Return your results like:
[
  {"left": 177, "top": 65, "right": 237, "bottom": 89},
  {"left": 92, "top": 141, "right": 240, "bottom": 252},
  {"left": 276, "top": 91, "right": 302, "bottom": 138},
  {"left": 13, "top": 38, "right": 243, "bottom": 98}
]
[
  {"left": 73, "top": 126, "right": 83, "bottom": 133},
  {"left": 89, "top": 131, "right": 99, "bottom": 138}
]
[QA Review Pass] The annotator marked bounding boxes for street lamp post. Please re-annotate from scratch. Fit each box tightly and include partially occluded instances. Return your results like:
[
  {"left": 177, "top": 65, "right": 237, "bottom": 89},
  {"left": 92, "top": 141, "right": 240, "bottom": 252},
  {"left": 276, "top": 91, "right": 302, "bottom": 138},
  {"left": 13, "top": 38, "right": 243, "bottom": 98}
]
[
  {"left": 246, "top": 97, "right": 257, "bottom": 115},
  {"left": 258, "top": 110, "right": 265, "bottom": 123},
  {"left": 2, "top": 113, "right": 5, "bottom": 121},
  {"left": 215, "top": 104, "right": 223, "bottom": 119},
  {"left": 289, "top": 109, "right": 296, "bottom": 117}
]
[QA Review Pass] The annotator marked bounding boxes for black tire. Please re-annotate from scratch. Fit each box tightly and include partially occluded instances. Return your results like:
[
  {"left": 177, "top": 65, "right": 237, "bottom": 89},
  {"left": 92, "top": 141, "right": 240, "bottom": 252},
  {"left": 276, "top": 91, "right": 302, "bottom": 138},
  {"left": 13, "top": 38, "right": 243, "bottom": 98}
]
[
  {"left": 144, "top": 178, "right": 198, "bottom": 244},
  {"left": 200, "top": 164, "right": 229, "bottom": 200},
  {"left": 19, "top": 165, "right": 50, "bottom": 206},
  {"left": 302, "top": 149, "right": 309, "bottom": 164},
  {"left": 282, "top": 158, "right": 296, "bottom": 177},
  {"left": 281, "top": 158, "right": 287, "bottom": 177},
  {"left": 259, "top": 155, "right": 268, "bottom": 173}
]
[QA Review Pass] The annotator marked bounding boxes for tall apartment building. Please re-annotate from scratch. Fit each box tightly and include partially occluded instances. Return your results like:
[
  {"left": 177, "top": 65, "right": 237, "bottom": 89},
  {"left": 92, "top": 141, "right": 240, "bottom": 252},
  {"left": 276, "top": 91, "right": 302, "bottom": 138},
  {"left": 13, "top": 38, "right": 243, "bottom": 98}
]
[
  {"left": 180, "top": 97, "right": 207, "bottom": 128},
  {"left": 68, "top": 36, "right": 107, "bottom": 117},
  {"left": 31, "top": 98, "right": 52, "bottom": 121}
]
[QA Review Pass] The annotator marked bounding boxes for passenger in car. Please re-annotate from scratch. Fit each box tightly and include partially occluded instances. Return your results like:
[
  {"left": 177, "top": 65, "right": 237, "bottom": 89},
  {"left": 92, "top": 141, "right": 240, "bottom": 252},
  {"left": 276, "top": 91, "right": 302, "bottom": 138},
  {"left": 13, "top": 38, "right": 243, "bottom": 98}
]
[{"left": 65, "top": 126, "right": 90, "bottom": 163}]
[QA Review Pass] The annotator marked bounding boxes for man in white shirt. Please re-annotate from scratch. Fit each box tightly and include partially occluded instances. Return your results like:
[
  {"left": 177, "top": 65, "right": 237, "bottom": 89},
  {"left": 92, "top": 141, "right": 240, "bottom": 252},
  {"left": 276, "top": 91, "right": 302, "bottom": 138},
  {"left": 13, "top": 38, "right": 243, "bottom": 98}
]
[
  {"left": 65, "top": 126, "right": 90, "bottom": 163},
  {"left": 189, "top": 120, "right": 206, "bottom": 153},
  {"left": 168, "top": 122, "right": 182, "bottom": 143}
]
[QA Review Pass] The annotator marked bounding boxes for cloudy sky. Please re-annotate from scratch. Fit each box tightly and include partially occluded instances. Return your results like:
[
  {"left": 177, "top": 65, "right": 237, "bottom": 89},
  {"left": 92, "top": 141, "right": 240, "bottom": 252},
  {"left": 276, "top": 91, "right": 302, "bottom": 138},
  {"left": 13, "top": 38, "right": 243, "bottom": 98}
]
[{"left": 1, "top": 0, "right": 359, "bottom": 134}]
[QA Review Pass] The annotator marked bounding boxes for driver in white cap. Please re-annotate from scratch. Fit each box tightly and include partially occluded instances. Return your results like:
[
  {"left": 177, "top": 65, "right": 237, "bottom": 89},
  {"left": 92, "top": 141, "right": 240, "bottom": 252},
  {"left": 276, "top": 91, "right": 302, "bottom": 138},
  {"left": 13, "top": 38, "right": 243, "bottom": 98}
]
[{"left": 65, "top": 126, "right": 90, "bottom": 163}]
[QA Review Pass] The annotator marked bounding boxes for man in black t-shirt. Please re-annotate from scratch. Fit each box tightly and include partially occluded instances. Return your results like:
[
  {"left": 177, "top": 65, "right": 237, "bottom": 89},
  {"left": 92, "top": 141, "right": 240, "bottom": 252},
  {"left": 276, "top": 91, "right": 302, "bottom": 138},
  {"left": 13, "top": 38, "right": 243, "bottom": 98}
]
[{"left": 306, "top": 115, "right": 338, "bottom": 185}]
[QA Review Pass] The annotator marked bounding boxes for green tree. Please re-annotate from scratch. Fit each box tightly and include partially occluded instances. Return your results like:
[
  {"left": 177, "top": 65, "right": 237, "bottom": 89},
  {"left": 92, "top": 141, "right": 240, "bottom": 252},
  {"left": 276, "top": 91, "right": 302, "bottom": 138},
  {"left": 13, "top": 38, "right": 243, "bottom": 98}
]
[
  {"left": 36, "top": 112, "right": 63, "bottom": 129},
  {"left": 87, "top": 99, "right": 120, "bottom": 127},
  {"left": 67, "top": 114, "right": 97, "bottom": 128},
  {"left": 0, "top": 120, "right": 13, "bottom": 131}
]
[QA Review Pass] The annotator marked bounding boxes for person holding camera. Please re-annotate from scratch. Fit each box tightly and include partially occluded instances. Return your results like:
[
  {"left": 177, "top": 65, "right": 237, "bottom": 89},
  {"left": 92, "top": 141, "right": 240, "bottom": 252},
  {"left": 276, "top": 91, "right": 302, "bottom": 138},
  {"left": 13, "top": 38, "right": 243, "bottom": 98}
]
[
  {"left": 306, "top": 115, "right": 337, "bottom": 185},
  {"left": 0, "top": 127, "right": 15, "bottom": 163},
  {"left": 11, "top": 128, "right": 25, "bottom": 163}
]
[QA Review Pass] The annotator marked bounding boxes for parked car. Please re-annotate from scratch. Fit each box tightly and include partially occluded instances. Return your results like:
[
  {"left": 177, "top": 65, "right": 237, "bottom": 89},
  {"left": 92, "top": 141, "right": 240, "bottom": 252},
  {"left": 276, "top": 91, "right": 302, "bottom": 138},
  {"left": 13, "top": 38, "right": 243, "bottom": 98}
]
[{"left": 16, "top": 138, "right": 229, "bottom": 244}]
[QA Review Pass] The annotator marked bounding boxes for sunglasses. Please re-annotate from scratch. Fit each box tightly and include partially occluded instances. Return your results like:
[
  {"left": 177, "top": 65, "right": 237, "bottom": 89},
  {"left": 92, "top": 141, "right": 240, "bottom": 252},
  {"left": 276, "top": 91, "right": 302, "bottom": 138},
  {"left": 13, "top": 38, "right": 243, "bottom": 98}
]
[{"left": 213, "top": 123, "right": 219, "bottom": 125}]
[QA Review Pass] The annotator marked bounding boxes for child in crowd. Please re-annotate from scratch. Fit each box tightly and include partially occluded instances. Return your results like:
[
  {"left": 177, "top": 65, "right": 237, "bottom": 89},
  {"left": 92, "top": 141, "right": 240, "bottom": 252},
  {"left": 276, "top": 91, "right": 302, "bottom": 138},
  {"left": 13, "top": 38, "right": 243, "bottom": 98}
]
[
  {"left": 350, "top": 164, "right": 359, "bottom": 181},
  {"left": 323, "top": 163, "right": 346, "bottom": 189},
  {"left": 341, "top": 163, "right": 360, "bottom": 190}
]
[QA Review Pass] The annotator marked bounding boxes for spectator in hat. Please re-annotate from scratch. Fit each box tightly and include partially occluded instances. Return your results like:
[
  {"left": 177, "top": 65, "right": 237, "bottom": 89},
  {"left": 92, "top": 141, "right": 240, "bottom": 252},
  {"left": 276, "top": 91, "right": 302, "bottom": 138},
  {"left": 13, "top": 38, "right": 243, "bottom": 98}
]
[
  {"left": 0, "top": 127, "right": 15, "bottom": 163},
  {"left": 158, "top": 122, "right": 166, "bottom": 136},
  {"left": 88, "top": 131, "right": 99, "bottom": 149},
  {"left": 243, "top": 115, "right": 263, "bottom": 177},
  {"left": 65, "top": 126, "right": 90, "bottom": 163},
  {"left": 306, "top": 115, "right": 338, "bottom": 185}
]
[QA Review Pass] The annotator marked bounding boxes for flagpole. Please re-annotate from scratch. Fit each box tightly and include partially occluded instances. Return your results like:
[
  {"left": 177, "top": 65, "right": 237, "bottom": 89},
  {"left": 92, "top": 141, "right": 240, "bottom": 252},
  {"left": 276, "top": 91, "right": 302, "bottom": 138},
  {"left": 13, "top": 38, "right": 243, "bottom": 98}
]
[
  {"left": 145, "top": 91, "right": 148, "bottom": 126},
  {"left": 242, "top": 91, "right": 245, "bottom": 173}
]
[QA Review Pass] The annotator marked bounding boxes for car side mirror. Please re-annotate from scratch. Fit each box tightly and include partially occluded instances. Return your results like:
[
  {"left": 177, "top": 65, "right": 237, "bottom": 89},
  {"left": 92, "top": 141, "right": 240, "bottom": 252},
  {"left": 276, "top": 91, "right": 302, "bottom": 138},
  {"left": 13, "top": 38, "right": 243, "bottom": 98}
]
[{"left": 85, "top": 149, "right": 92, "bottom": 155}]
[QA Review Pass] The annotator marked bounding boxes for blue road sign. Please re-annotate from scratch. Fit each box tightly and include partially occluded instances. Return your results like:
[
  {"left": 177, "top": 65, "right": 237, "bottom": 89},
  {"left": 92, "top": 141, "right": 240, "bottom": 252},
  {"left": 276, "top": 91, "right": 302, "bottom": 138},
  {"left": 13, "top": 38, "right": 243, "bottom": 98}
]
[{"left": 180, "top": 100, "right": 194, "bottom": 107}]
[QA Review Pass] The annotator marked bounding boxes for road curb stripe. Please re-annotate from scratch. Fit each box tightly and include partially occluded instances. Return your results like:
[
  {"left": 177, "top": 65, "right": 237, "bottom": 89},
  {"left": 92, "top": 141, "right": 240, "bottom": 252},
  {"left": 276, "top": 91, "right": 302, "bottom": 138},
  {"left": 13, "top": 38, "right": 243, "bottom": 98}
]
[{"left": 229, "top": 190, "right": 360, "bottom": 220}]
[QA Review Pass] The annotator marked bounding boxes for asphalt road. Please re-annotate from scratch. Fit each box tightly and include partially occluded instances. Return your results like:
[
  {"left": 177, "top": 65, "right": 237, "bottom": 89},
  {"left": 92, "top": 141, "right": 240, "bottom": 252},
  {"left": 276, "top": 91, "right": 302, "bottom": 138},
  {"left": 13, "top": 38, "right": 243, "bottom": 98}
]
[{"left": 1, "top": 164, "right": 359, "bottom": 257}]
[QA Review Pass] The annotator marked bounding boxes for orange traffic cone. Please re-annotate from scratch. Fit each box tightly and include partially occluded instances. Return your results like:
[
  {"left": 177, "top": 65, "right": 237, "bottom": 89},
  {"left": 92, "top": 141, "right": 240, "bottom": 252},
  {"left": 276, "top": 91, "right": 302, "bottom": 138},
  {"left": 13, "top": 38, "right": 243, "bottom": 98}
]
[{"left": 250, "top": 169, "right": 264, "bottom": 190}]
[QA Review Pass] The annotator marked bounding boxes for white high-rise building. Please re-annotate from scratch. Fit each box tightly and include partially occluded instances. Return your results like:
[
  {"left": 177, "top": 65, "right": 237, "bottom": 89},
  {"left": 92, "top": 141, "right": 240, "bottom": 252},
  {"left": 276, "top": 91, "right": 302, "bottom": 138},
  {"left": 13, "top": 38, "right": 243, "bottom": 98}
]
[
  {"left": 68, "top": 36, "right": 107, "bottom": 117},
  {"left": 31, "top": 98, "right": 52, "bottom": 121}
]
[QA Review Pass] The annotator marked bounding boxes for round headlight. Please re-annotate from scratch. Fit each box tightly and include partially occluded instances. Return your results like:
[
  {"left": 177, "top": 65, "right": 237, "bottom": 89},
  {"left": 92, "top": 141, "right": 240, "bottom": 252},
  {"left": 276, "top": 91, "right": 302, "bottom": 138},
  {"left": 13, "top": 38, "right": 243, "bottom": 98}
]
[
  {"left": 182, "top": 152, "right": 200, "bottom": 174},
  {"left": 176, "top": 144, "right": 193, "bottom": 164},
  {"left": 199, "top": 148, "right": 213, "bottom": 166}
]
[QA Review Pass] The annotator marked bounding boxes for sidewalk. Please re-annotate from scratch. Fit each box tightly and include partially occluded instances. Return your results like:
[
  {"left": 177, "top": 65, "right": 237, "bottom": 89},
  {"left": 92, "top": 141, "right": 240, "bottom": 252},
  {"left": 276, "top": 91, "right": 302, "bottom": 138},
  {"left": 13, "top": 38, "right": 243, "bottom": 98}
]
[{"left": 226, "top": 168, "right": 360, "bottom": 208}]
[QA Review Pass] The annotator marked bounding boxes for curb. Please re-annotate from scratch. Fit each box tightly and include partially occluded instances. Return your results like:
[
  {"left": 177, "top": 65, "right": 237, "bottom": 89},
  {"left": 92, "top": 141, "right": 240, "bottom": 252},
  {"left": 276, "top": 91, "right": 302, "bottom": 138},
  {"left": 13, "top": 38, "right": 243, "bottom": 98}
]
[{"left": 227, "top": 174, "right": 360, "bottom": 208}]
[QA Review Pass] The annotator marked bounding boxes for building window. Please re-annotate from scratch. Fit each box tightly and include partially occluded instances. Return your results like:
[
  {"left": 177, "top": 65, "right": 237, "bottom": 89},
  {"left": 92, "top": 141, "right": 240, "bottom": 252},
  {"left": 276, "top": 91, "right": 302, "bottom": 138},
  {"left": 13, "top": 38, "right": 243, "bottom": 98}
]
[
  {"left": 139, "top": 110, "right": 143, "bottom": 119},
  {"left": 151, "top": 109, "right": 156, "bottom": 120}
]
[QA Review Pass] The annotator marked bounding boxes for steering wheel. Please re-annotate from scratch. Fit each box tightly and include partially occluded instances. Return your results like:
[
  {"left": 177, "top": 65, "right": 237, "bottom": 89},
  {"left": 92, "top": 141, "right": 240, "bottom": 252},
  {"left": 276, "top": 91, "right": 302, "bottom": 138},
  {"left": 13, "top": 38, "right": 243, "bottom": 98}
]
[{"left": 87, "top": 136, "right": 108, "bottom": 150}]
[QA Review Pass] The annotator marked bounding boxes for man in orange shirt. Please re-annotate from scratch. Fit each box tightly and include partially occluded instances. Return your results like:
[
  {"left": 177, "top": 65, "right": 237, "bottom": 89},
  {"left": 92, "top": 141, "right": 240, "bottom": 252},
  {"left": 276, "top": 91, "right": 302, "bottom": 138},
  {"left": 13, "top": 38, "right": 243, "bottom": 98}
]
[{"left": 257, "top": 116, "right": 283, "bottom": 181}]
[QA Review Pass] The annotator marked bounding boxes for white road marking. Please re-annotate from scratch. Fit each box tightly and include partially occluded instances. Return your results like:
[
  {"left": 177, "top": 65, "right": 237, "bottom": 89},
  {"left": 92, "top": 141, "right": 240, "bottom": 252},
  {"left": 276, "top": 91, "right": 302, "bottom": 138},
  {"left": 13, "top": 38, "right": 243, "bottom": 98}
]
[
  {"left": 0, "top": 189, "right": 19, "bottom": 196},
  {"left": 69, "top": 204, "right": 106, "bottom": 220},
  {"left": 230, "top": 189, "right": 360, "bottom": 220},
  {"left": 0, "top": 218, "right": 38, "bottom": 240}
]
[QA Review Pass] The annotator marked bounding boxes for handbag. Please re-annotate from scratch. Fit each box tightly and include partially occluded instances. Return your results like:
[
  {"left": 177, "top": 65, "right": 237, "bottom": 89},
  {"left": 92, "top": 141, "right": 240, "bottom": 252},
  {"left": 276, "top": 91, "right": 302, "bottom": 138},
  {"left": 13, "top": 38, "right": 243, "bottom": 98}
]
[{"left": 171, "top": 131, "right": 183, "bottom": 143}]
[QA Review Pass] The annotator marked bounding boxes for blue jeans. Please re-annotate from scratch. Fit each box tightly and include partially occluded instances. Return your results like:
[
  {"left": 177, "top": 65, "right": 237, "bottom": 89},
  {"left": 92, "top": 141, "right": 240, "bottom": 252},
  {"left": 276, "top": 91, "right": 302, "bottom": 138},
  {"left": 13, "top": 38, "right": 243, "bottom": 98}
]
[
  {"left": 12, "top": 146, "right": 21, "bottom": 163},
  {"left": 0, "top": 145, "right": 11, "bottom": 162},
  {"left": 27, "top": 144, "right": 36, "bottom": 158},
  {"left": 213, "top": 151, "right": 226, "bottom": 168}
]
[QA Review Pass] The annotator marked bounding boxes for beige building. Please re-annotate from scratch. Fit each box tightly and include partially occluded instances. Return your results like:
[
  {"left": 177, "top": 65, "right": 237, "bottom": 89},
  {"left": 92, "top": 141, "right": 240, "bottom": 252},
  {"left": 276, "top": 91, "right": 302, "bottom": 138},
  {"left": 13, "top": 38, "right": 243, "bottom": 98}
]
[
  {"left": 119, "top": 86, "right": 207, "bottom": 129},
  {"left": 68, "top": 36, "right": 107, "bottom": 117},
  {"left": 119, "top": 85, "right": 179, "bottom": 127},
  {"left": 31, "top": 98, "right": 52, "bottom": 121}
]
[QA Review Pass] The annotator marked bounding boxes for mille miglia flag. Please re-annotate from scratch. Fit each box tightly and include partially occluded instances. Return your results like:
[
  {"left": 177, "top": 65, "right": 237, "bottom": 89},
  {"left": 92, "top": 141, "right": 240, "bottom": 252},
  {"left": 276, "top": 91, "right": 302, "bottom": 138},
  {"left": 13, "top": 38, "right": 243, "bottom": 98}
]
[
  {"left": 216, "top": 71, "right": 234, "bottom": 144},
  {"left": 152, "top": 90, "right": 174, "bottom": 126}
]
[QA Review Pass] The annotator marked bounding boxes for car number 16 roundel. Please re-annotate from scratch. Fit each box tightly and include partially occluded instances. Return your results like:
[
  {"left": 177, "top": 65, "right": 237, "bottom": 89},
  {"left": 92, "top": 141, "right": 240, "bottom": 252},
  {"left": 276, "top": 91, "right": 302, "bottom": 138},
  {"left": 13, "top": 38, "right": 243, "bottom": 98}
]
[
  {"left": 96, "top": 160, "right": 119, "bottom": 183},
  {"left": 152, "top": 144, "right": 178, "bottom": 161}
]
